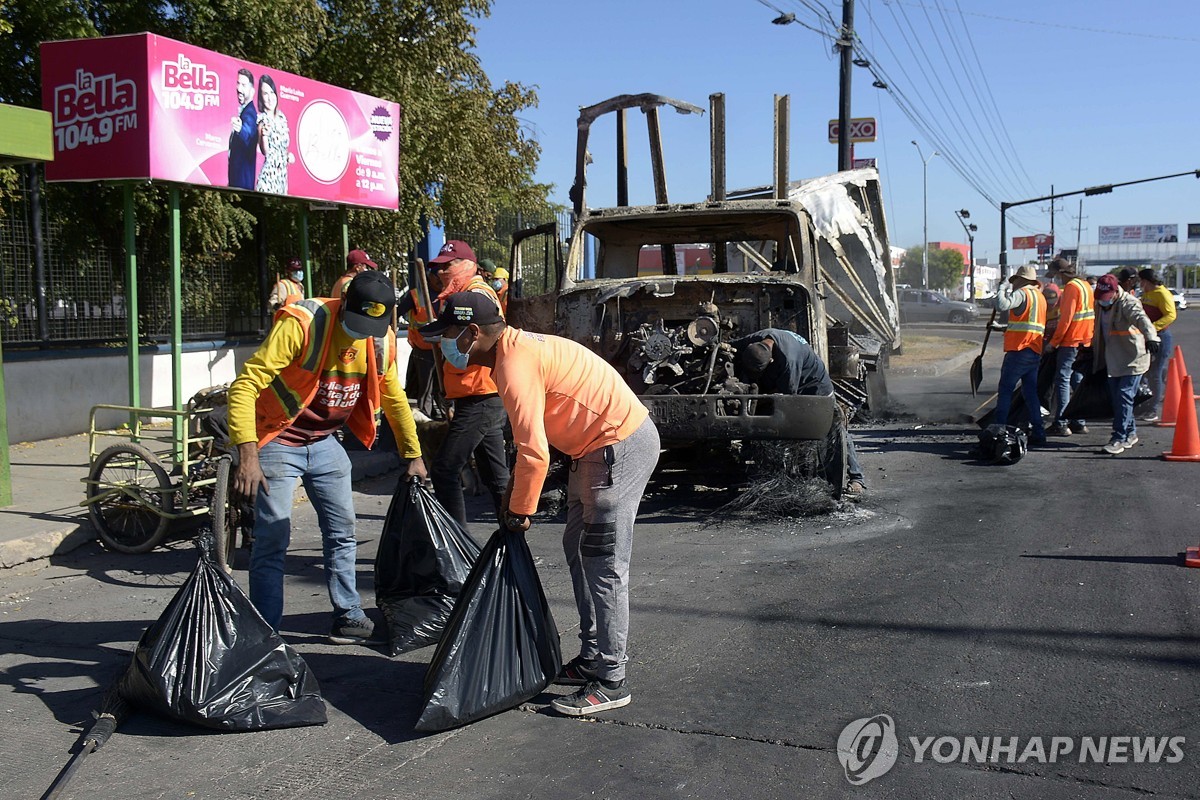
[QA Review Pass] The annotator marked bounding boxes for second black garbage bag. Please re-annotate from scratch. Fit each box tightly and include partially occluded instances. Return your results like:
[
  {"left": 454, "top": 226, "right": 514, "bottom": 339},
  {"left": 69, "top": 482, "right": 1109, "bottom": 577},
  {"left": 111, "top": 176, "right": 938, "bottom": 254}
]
[
  {"left": 374, "top": 476, "right": 482, "bottom": 656},
  {"left": 415, "top": 527, "right": 562, "bottom": 732},
  {"left": 118, "top": 539, "right": 327, "bottom": 731}
]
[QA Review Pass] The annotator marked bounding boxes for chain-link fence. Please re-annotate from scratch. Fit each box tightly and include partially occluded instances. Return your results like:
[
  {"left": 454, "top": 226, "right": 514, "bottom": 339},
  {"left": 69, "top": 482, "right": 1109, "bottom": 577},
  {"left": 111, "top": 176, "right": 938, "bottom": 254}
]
[{"left": 0, "top": 168, "right": 572, "bottom": 349}]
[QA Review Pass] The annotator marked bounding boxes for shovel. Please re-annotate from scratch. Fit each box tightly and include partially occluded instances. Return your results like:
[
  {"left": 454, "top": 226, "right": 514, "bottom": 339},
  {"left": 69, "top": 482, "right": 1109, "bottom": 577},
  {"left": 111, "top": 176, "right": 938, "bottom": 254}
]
[
  {"left": 42, "top": 678, "right": 129, "bottom": 799},
  {"left": 969, "top": 305, "right": 999, "bottom": 396}
]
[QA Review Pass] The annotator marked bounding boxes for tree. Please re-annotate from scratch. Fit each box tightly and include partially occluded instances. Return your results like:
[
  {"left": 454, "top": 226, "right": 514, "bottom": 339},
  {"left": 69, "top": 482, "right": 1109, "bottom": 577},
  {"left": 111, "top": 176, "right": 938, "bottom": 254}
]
[{"left": 901, "top": 246, "right": 965, "bottom": 293}]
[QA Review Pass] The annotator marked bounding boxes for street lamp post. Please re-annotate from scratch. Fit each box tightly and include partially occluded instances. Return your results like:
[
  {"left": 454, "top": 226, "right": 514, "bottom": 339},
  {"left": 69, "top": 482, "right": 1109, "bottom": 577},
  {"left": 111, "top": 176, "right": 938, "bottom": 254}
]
[
  {"left": 911, "top": 141, "right": 937, "bottom": 289},
  {"left": 955, "top": 209, "right": 978, "bottom": 301}
]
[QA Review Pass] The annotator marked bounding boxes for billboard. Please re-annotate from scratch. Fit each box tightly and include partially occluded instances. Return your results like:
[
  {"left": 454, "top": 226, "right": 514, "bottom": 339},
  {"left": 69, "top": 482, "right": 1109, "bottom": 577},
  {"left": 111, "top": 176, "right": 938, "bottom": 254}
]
[
  {"left": 1012, "top": 234, "right": 1053, "bottom": 250},
  {"left": 1187, "top": 223, "right": 1200, "bottom": 242},
  {"left": 1097, "top": 224, "right": 1178, "bottom": 244},
  {"left": 40, "top": 33, "right": 400, "bottom": 210},
  {"left": 828, "top": 117, "right": 877, "bottom": 143}
]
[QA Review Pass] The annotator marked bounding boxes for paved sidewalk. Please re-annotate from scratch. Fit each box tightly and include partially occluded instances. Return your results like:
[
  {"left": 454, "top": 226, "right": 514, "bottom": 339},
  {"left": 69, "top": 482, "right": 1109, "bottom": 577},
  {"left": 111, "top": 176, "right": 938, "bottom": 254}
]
[{"left": 0, "top": 432, "right": 403, "bottom": 569}]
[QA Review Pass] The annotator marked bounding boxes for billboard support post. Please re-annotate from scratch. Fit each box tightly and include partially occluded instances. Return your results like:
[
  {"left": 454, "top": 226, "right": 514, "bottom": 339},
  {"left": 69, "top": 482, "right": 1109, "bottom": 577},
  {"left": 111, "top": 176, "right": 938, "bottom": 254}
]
[
  {"left": 169, "top": 185, "right": 183, "bottom": 465},
  {"left": 123, "top": 184, "right": 141, "bottom": 431},
  {"left": 299, "top": 207, "right": 311, "bottom": 297},
  {"left": 340, "top": 206, "right": 350, "bottom": 265}
]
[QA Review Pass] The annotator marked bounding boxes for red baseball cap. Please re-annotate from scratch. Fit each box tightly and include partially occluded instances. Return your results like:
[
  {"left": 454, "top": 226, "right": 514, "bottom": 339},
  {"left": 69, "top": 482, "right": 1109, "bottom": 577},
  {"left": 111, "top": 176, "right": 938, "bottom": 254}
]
[
  {"left": 429, "top": 240, "right": 477, "bottom": 266},
  {"left": 347, "top": 249, "right": 377, "bottom": 268}
]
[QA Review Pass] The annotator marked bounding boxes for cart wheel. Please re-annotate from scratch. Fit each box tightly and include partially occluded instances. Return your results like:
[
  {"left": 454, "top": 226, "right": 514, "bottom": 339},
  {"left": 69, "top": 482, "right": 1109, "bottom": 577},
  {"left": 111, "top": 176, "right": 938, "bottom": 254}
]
[
  {"left": 209, "top": 456, "right": 239, "bottom": 571},
  {"left": 87, "top": 443, "right": 174, "bottom": 554}
]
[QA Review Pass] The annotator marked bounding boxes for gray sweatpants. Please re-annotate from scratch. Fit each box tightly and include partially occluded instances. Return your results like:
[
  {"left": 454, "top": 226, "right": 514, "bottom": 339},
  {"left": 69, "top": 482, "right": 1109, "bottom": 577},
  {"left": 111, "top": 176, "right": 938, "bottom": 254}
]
[{"left": 563, "top": 417, "right": 660, "bottom": 683}]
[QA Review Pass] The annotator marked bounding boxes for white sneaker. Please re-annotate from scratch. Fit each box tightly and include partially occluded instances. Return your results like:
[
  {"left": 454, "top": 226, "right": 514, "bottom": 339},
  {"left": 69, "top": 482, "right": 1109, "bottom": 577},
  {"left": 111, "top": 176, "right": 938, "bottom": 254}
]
[
  {"left": 1102, "top": 439, "right": 1126, "bottom": 455},
  {"left": 1123, "top": 434, "right": 1139, "bottom": 447}
]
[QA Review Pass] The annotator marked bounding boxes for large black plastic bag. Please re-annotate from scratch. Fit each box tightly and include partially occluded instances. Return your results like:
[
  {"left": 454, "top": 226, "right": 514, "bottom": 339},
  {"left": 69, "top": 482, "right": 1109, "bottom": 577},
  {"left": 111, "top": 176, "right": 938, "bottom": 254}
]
[
  {"left": 119, "top": 540, "right": 327, "bottom": 731},
  {"left": 414, "top": 528, "right": 562, "bottom": 732},
  {"left": 1062, "top": 368, "right": 1154, "bottom": 421},
  {"left": 374, "top": 477, "right": 481, "bottom": 656}
]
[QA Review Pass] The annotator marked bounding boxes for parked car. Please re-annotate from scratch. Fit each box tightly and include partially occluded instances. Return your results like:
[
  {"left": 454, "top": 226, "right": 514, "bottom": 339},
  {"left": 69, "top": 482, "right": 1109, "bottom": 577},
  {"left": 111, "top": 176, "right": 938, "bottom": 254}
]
[
  {"left": 898, "top": 289, "right": 979, "bottom": 324},
  {"left": 1172, "top": 289, "right": 1188, "bottom": 311}
]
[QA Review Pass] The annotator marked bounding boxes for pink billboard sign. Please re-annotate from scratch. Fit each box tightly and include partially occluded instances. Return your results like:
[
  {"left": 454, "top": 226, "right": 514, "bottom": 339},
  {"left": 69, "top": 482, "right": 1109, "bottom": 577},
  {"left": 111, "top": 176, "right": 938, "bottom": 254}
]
[{"left": 40, "top": 33, "right": 400, "bottom": 210}]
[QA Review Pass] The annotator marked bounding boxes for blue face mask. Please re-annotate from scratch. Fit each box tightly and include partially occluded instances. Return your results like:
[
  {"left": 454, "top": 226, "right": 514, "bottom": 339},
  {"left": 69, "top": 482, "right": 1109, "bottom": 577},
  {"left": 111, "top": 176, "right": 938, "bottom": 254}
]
[
  {"left": 291, "top": 271, "right": 304, "bottom": 283},
  {"left": 440, "top": 329, "right": 473, "bottom": 370},
  {"left": 1097, "top": 298, "right": 1115, "bottom": 308}
]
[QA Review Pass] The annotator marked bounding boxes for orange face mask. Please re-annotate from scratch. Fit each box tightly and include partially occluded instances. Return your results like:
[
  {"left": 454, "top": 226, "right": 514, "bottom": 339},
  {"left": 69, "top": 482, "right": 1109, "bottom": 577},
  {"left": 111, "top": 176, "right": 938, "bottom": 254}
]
[{"left": 435, "top": 261, "right": 477, "bottom": 301}]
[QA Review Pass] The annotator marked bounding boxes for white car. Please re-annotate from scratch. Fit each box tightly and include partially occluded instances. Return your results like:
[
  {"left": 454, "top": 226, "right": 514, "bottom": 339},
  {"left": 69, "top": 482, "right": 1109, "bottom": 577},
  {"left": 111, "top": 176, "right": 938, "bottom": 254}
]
[{"left": 1172, "top": 289, "right": 1188, "bottom": 310}]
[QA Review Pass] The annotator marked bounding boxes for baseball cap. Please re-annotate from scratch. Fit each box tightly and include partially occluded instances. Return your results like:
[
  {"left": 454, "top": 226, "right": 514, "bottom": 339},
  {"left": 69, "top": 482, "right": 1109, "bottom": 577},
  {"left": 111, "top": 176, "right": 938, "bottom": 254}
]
[
  {"left": 1094, "top": 274, "right": 1120, "bottom": 299},
  {"left": 347, "top": 249, "right": 377, "bottom": 268},
  {"left": 429, "top": 240, "right": 477, "bottom": 266},
  {"left": 420, "top": 290, "right": 503, "bottom": 338},
  {"left": 342, "top": 270, "right": 395, "bottom": 338},
  {"left": 286, "top": 256, "right": 302, "bottom": 270},
  {"left": 1138, "top": 268, "right": 1161, "bottom": 283},
  {"left": 1116, "top": 267, "right": 1138, "bottom": 282}
]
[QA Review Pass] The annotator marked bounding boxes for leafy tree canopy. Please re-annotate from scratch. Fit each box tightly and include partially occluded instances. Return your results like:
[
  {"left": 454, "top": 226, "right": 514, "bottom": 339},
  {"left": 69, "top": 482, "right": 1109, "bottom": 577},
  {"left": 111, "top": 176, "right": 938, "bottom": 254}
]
[{"left": 901, "top": 246, "right": 965, "bottom": 293}]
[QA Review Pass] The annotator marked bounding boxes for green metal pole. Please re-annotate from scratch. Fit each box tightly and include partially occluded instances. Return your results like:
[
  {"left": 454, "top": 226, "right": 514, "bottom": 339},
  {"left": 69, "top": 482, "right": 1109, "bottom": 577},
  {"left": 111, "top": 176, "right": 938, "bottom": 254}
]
[
  {"left": 340, "top": 205, "right": 349, "bottom": 264},
  {"left": 299, "top": 206, "right": 312, "bottom": 297},
  {"left": 0, "top": 329, "right": 11, "bottom": 507},
  {"left": 169, "top": 186, "right": 183, "bottom": 465},
  {"left": 124, "top": 184, "right": 140, "bottom": 434}
]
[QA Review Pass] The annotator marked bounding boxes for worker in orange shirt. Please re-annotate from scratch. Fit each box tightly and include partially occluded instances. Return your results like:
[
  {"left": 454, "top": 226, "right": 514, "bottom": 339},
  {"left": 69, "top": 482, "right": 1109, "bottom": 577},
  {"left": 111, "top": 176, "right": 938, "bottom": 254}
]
[
  {"left": 419, "top": 240, "right": 510, "bottom": 526},
  {"left": 1043, "top": 257, "right": 1095, "bottom": 436},
  {"left": 395, "top": 262, "right": 440, "bottom": 416},
  {"left": 420, "top": 290, "right": 660, "bottom": 718},
  {"left": 331, "top": 249, "right": 376, "bottom": 298}
]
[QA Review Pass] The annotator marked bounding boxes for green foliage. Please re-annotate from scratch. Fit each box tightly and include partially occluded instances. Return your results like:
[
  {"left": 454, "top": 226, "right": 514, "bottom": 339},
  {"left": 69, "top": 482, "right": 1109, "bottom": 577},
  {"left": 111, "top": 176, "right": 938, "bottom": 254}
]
[
  {"left": 0, "top": 0, "right": 552, "bottom": 282},
  {"left": 901, "top": 246, "right": 965, "bottom": 292}
]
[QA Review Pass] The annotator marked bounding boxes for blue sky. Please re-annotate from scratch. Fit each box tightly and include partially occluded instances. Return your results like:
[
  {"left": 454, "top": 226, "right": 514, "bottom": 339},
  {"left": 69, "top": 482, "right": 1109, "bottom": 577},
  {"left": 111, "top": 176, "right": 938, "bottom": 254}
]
[{"left": 473, "top": 0, "right": 1200, "bottom": 264}]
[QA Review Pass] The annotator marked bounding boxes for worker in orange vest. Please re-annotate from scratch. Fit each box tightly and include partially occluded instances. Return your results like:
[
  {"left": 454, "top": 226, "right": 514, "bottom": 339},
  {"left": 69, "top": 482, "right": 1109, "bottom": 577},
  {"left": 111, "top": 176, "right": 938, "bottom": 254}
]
[
  {"left": 268, "top": 257, "right": 305, "bottom": 314},
  {"left": 331, "top": 249, "right": 376, "bottom": 298},
  {"left": 991, "top": 265, "right": 1047, "bottom": 446},
  {"left": 1043, "top": 257, "right": 1096, "bottom": 436},
  {"left": 420, "top": 240, "right": 510, "bottom": 527}
]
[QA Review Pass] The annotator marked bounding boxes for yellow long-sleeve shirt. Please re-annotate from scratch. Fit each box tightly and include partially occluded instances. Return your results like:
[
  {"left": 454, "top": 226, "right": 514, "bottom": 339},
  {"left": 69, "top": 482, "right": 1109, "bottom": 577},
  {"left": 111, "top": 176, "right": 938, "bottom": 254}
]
[
  {"left": 228, "top": 315, "right": 421, "bottom": 458},
  {"left": 1141, "top": 284, "right": 1177, "bottom": 332}
]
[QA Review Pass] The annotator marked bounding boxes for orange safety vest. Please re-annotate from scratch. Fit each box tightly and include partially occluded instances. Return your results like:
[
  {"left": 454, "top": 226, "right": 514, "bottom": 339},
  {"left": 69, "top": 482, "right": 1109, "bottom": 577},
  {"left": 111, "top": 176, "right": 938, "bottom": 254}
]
[
  {"left": 274, "top": 277, "right": 304, "bottom": 308},
  {"left": 1056, "top": 277, "right": 1095, "bottom": 346},
  {"left": 1004, "top": 285, "right": 1046, "bottom": 354},
  {"left": 441, "top": 277, "right": 503, "bottom": 399},
  {"left": 253, "top": 297, "right": 396, "bottom": 448},
  {"left": 406, "top": 288, "right": 433, "bottom": 351}
]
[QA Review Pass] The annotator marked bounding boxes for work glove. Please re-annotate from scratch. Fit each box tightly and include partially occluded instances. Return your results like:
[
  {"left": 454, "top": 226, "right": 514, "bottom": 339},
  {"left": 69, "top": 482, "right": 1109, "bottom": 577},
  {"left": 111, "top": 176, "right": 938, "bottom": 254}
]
[
  {"left": 1146, "top": 340, "right": 1161, "bottom": 356},
  {"left": 502, "top": 511, "right": 531, "bottom": 534}
]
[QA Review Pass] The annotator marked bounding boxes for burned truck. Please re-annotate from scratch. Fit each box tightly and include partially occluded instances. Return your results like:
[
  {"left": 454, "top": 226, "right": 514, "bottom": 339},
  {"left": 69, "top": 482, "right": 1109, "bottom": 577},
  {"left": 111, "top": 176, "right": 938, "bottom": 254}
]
[{"left": 506, "top": 94, "right": 899, "bottom": 491}]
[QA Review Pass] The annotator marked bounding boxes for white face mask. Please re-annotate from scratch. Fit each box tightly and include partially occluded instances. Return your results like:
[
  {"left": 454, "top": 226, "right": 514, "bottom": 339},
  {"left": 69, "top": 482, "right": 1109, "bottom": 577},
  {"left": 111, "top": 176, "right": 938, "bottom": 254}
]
[{"left": 291, "top": 271, "right": 304, "bottom": 283}]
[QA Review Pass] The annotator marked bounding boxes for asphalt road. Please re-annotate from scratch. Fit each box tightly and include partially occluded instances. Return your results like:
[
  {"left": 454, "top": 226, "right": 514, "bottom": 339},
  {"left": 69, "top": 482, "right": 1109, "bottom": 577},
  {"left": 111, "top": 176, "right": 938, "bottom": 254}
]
[{"left": 2, "top": 313, "right": 1198, "bottom": 799}]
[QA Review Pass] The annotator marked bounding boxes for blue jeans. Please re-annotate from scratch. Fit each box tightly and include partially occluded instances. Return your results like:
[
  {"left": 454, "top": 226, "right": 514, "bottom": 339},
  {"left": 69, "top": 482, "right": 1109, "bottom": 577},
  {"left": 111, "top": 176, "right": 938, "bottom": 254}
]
[
  {"left": 1146, "top": 328, "right": 1174, "bottom": 417},
  {"left": 1052, "top": 345, "right": 1086, "bottom": 426},
  {"left": 249, "top": 435, "right": 365, "bottom": 630},
  {"left": 995, "top": 349, "right": 1045, "bottom": 439},
  {"left": 1108, "top": 374, "right": 1141, "bottom": 442}
]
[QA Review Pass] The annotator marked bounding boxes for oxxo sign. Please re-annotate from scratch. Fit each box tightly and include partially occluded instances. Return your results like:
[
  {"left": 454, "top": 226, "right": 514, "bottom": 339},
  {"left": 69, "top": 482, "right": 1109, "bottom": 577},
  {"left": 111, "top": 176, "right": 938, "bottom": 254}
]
[{"left": 828, "top": 117, "right": 877, "bottom": 143}]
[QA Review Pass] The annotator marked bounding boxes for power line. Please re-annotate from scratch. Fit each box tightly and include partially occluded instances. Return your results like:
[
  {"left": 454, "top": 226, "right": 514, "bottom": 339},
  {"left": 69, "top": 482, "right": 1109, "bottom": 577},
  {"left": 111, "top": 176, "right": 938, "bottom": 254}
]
[{"left": 889, "top": 1, "right": 1200, "bottom": 43}]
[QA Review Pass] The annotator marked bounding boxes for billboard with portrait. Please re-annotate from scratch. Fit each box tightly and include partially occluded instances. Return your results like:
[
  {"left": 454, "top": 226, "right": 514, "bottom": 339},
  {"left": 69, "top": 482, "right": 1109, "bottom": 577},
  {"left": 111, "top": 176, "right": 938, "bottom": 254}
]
[{"left": 40, "top": 33, "right": 400, "bottom": 210}]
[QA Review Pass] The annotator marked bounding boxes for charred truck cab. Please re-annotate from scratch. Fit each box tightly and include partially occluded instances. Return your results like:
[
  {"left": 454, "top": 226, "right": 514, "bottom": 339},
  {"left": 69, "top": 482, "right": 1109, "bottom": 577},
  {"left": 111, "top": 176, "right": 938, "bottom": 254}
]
[{"left": 506, "top": 94, "right": 899, "bottom": 482}]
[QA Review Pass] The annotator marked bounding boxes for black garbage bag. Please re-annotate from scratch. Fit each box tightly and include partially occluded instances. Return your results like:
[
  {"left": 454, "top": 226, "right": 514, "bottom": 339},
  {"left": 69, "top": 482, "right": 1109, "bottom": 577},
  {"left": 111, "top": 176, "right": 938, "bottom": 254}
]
[
  {"left": 970, "top": 424, "right": 1028, "bottom": 464},
  {"left": 1062, "top": 368, "right": 1155, "bottom": 421},
  {"left": 976, "top": 350, "right": 1058, "bottom": 429},
  {"left": 119, "top": 538, "right": 327, "bottom": 731},
  {"left": 374, "top": 477, "right": 481, "bottom": 656},
  {"left": 414, "top": 528, "right": 562, "bottom": 732}
]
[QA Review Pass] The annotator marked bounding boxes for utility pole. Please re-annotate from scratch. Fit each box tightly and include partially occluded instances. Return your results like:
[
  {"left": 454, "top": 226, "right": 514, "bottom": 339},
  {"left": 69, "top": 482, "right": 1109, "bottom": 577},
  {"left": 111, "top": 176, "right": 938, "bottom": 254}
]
[
  {"left": 912, "top": 141, "right": 937, "bottom": 289},
  {"left": 1073, "top": 197, "right": 1088, "bottom": 249},
  {"left": 837, "top": 0, "right": 855, "bottom": 171}
]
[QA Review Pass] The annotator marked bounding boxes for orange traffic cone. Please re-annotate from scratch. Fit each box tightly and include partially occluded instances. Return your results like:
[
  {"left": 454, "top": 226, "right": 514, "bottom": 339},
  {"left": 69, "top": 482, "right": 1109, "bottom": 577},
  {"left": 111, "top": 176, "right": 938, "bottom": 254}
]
[
  {"left": 1162, "top": 375, "right": 1200, "bottom": 461},
  {"left": 1157, "top": 354, "right": 1183, "bottom": 427},
  {"left": 1176, "top": 347, "right": 1200, "bottom": 400}
]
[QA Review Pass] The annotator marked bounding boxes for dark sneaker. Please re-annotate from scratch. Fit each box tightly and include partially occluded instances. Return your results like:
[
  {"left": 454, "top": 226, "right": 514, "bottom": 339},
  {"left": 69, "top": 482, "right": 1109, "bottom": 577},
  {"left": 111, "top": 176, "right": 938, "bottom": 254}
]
[
  {"left": 555, "top": 656, "right": 600, "bottom": 686},
  {"left": 1139, "top": 413, "right": 1159, "bottom": 423},
  {"left": 1069, "top": 422, "right": 1089, "bottom": 434},
  {"left": 551, "top": 679, "right": 631, "bottom": 716},
  {"left": 329, "top": 616, "right": 376, "bottom": 645},
  {"left": 1102, "top": 439, "right": 1126, "bottom": 455},
  {"left": 1046, "top": 422, "right": 1071, "bottom": 437}
]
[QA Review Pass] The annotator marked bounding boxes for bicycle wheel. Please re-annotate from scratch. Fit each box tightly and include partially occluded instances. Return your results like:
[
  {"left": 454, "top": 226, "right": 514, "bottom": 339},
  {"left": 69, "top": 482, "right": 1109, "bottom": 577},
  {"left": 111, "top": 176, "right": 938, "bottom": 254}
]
[
  {"left": 209, "top": 456, "right": 238, "bottom": 571},
  {"left": 87, "top": 443, "right": 174, "bottom": 554}
]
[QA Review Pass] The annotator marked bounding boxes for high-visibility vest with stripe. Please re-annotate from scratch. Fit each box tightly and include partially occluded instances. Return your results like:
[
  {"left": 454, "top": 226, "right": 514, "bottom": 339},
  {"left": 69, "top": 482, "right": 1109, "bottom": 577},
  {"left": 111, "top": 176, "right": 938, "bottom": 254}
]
[
  {"left": 406, "top": 289, "right": 433, "bottom": 351},
  {"left": 274, "top": 278, "right": 304, "bottom": 308},
  {"left": 1057, "top": 277, "right": 1095, "bottom": 346},
  {"left": 1004, "top": 285, "right": 1045, "bottom": 353},
  {"left": 441, "top": 277, "right": 503, "bottom": 399},
  {"left": 254, "top": 297, "right": 396, "bottom": 448}
]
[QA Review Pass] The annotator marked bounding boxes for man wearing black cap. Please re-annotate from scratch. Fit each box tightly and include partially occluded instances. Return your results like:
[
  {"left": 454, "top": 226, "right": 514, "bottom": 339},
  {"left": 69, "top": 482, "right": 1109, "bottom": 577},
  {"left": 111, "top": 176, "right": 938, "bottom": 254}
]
[
  {"left": 1137, "top": 268, "right": 1178, "bottom": 422},
  {"left": 731, "top": 328, "right": 866, "bottom": 497},
  {"left": 418, "top": 240, "right": 510, "bottom": 527},
  {"left": 229, "top": 270, "right": 427, "bottom": 642},
  {"left": 1116, "top": 266, "right": 1139, "bottom": 294}
]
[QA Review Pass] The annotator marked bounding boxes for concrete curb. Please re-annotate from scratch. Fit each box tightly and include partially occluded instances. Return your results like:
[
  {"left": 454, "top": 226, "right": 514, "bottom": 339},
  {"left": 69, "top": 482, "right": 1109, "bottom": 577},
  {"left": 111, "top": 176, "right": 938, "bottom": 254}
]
[
  {"left": 890, "top": 347, "right": 982, "bottom": 377},
  {"left": 0, "top": 521, "right": 93, "bottom": 569}
]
